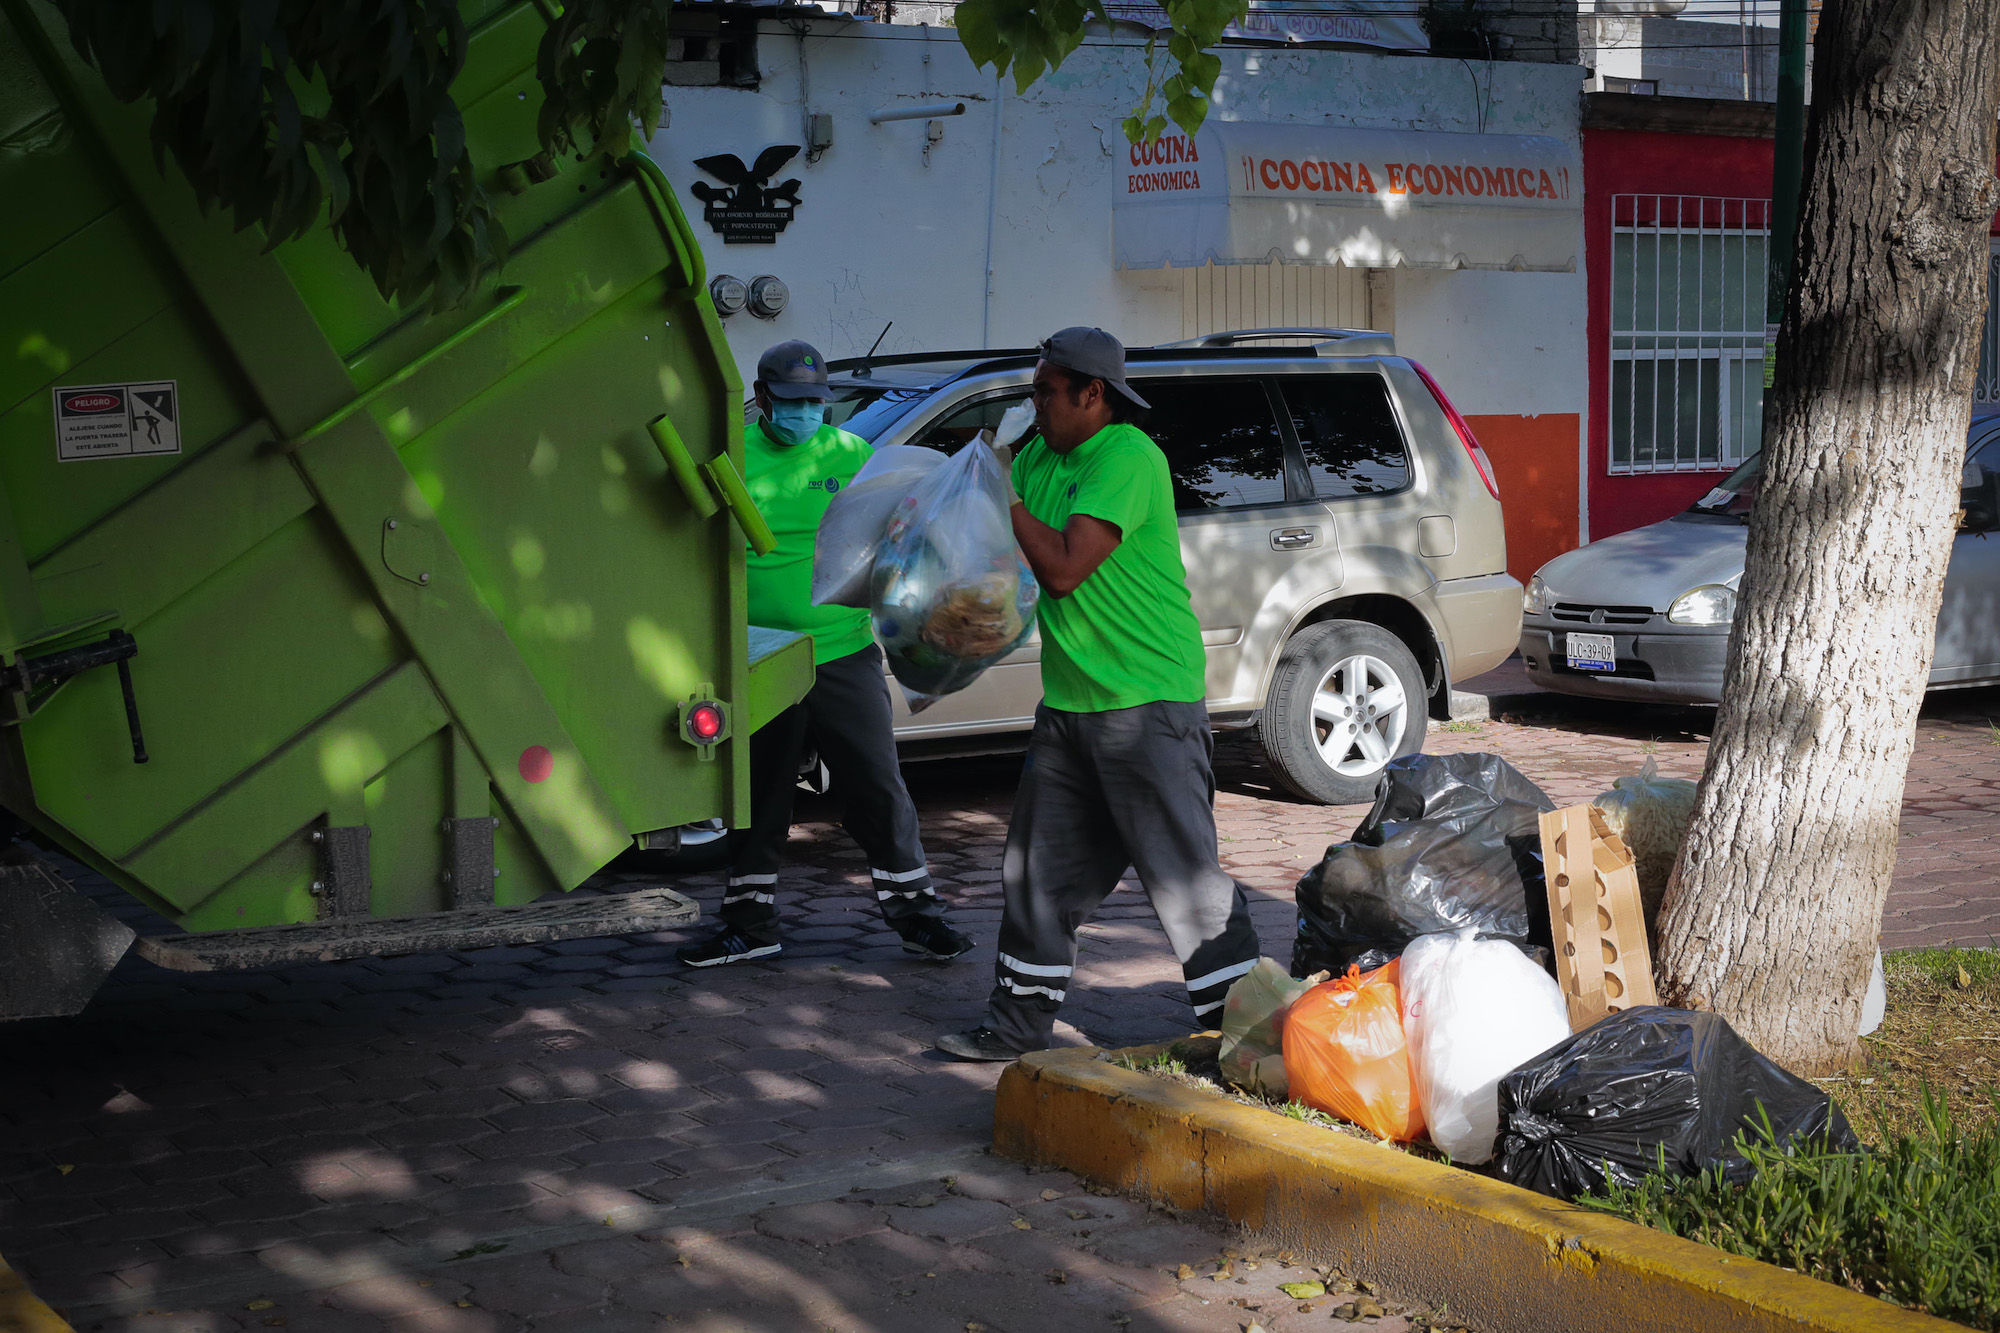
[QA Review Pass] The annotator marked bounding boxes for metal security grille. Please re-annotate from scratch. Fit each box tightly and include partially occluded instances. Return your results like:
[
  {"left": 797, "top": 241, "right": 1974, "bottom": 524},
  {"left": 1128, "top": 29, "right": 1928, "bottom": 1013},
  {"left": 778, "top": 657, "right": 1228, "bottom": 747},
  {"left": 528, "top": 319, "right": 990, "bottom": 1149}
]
[
  {"left": 1975, "top": 244, "right": 2000, "bottom": 403},
  {"left": 1610, "top": 195, "right": 1771, "bottom": 474}
]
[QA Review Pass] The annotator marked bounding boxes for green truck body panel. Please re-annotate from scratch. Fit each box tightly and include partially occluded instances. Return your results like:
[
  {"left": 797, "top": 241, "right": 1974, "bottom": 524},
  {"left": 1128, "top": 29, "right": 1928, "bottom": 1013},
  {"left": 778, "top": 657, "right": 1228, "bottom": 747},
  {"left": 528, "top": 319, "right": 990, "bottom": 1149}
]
[{"left": 0, "top": 0, "right": 811, "bottom": 933}]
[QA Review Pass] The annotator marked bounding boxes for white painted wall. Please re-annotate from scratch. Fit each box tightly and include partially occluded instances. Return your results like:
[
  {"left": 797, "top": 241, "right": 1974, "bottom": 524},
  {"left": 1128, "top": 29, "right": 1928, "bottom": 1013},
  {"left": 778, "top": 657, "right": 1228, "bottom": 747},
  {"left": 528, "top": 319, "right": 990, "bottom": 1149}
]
[
  {"left": 1394, "top": 268, "right": 1587, "bottom": 415},
  {"left": 647, "top": 20, "right": 1589, "bottom": 423}
]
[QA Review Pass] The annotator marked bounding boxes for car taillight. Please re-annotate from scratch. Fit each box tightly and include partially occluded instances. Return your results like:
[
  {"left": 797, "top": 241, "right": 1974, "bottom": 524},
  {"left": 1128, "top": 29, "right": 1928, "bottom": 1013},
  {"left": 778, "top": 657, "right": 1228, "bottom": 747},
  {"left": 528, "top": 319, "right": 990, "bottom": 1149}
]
[{"left": 1409, "top": 360, "right": 1500, "bottom": 502}]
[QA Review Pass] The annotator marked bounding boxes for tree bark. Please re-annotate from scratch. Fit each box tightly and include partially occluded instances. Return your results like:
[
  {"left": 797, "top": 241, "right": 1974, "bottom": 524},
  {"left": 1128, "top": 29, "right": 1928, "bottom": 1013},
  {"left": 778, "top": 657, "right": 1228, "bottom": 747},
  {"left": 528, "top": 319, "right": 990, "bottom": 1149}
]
[{"left": 1656, "top": 0, "right": 2000, "bottom": 1074}]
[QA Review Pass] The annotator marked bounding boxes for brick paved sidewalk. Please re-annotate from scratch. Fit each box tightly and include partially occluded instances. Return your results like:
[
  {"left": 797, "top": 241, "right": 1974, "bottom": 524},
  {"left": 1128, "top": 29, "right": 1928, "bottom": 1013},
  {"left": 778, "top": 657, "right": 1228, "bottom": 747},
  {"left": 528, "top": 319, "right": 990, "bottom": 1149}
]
[{"left": 3, "top": 678, "right": 1996, "bottom": 1332}]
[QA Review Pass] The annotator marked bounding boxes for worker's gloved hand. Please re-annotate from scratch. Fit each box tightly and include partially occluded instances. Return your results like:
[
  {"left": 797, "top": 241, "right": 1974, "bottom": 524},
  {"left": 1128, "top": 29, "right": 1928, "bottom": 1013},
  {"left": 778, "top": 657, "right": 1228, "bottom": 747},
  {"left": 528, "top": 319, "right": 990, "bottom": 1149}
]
[
  {"left": 991, "top": 441, "right": 1021, "bottom": 508},
  {"left": 989, "top": 402, "right": 1035, "bottom": 508},
  {"left": 994, "top": 401, "right": 1037, "bottom": 451}
]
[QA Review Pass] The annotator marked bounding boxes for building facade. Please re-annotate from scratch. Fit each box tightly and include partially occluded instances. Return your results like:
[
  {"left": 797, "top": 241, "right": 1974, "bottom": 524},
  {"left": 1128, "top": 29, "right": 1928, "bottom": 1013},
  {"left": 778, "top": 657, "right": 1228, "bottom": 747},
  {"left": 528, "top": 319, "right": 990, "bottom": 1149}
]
[
  {"left": 649, "top": 8, "right": 1593, "bottom": 584},
  {"left": 1581, "top": 89, "right": 2000, "bottom": 544},
  {"left": 1582, "top": 91, "right": 1774, "bottom": 538}
]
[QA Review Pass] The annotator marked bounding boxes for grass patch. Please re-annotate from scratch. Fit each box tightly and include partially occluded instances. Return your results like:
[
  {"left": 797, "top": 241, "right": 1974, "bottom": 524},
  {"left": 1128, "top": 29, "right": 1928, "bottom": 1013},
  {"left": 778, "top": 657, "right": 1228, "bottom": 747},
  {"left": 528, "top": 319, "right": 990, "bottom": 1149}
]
[
  {"left": 1113, "top": 1048, "right": 1187, "bottom": 1077},
  {"left": 1814, "top": 947, "right": 2000, "bottom": 1142},
  {"left": 1584, "top": 1094, "right": 2000, "bottom": 1328},
  {"left": 1440, "top": 720, "right": 1483, "bottom": 733},
  {"left": 1116, "top": 1036, "right": 1440, "bottom": 1154}
]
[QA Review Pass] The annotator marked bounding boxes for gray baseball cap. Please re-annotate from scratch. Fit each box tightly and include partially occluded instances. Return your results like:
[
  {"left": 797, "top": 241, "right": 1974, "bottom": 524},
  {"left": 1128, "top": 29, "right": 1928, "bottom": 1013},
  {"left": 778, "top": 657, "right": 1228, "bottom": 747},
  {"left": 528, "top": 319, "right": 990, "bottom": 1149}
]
[
  {"left": 756, "top": 340, "right": 832, "bottom": 401},
  {"left": 1038, "top": 326, "right": 1150, "bottom": 410}
]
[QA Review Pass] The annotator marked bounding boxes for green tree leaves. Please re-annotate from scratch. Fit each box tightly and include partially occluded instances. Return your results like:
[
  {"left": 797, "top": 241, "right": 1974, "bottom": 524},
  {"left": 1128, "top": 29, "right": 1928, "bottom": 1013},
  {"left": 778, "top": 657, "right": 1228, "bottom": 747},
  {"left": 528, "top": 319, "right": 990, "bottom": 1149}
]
[
  {"left": 954, "top": 0, "right": 1104, "bottom": 93},
  {"left": 953, "top": 0, "right": 1241, "bottom": 143},
  {"left": 56, "top": 0, "right": 672, "bottom": 312},
  {"left": 536, "top": 0, "right": 673, "bottom": 161}
]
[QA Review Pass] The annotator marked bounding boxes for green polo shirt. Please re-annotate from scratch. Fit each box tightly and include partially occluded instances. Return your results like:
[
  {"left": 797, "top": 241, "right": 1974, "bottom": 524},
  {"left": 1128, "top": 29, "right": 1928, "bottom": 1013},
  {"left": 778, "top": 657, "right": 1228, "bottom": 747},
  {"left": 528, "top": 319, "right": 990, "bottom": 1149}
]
[
  {"left": 743, "top": 419, "right": 875, "bottom": 665},
  {"left": 1013, "top": 422, "right": 1206, "bottom": 713}
]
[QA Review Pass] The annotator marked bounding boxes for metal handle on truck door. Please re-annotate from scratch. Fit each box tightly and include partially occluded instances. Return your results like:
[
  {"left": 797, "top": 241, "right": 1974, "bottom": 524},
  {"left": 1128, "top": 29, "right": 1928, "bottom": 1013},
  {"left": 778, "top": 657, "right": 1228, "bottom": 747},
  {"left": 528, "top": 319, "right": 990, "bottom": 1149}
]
[
  {"left": 646, "top": 415, "right": 721, "bottom": 520},
  {"left": 643, "top": 416, "right": 777, "bottom": 555},
  {"left": 700, "top": 453, "right": 779, "bottom": 557},
  {"left": 624, "top": 142, "right": 704, "bottom": 290}
]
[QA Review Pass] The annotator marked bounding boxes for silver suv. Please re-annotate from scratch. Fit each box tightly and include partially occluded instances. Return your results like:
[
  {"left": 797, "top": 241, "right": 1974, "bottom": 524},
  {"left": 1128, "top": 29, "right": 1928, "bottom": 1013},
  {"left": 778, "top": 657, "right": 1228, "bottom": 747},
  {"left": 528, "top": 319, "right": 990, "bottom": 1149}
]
[{"left": 824, "top": 329, "right": 1522, "bottom": 804}]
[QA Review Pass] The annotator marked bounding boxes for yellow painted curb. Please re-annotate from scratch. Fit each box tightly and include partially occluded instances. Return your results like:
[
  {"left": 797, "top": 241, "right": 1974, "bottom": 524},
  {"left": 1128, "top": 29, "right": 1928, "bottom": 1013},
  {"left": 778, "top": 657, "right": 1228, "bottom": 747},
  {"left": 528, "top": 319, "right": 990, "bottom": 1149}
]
[
  {"left": 995, "top": 1046, "right": 1956, "bottom": 1333},
  {"left": 0, "top": 1257, "right": 72, "bottom": 1333}
]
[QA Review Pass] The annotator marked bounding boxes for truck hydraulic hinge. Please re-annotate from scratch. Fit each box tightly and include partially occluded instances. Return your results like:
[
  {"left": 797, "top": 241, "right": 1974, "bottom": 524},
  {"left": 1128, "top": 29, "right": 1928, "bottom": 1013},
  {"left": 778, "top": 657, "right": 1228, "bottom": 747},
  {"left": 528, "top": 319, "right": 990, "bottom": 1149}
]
[{"left": 2, "top": 630, "right": 148, "bottom": 763}]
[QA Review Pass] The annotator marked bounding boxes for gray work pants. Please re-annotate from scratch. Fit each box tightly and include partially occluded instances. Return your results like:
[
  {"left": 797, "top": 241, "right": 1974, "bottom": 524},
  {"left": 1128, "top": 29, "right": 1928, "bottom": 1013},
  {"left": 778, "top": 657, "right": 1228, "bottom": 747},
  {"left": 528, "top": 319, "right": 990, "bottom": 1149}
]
[
  {"left": 983, "top": 700, "right": 1262, "bottom": 1051},
  {"left": 725, "top": 644, "right": 943, "bottom": 940}
]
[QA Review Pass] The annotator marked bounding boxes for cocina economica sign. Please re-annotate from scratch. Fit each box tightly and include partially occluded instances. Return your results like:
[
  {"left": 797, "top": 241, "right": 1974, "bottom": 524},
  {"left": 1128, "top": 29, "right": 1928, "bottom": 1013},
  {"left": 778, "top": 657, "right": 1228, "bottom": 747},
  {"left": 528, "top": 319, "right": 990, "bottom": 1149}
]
[{"left": 1125, "top": 127, "right": 1574, "bottom": 205}]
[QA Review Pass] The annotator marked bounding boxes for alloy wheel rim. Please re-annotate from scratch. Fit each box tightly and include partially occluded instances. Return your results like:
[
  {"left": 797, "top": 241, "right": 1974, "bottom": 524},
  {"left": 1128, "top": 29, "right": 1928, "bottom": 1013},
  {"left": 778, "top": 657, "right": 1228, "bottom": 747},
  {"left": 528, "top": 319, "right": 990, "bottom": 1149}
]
[{"left": 1309, "top": 653, "right": 1408, "bottom": 777}]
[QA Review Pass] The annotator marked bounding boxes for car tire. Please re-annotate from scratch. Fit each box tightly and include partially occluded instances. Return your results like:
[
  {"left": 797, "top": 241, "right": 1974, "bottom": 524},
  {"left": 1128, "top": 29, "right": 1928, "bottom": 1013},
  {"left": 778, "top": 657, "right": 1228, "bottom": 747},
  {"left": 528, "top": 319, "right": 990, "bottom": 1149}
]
[{"left": 1256, "top": 620, "right": 1429, "bottom": 805}]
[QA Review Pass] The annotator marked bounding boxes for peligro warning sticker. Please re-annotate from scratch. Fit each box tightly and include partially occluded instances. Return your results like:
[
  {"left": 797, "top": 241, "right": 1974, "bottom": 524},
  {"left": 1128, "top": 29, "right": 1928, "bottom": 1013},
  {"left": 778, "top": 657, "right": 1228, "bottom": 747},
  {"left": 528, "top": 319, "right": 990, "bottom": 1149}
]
[{"left": 53, "top": 381, "right": 181, "bottom": 461}]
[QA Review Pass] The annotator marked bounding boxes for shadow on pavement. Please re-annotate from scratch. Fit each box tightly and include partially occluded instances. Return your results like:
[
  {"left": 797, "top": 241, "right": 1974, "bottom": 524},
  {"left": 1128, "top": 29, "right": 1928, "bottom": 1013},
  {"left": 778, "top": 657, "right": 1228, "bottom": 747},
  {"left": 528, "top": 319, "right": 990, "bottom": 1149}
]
[{"left": 0, "top": 834, "right": 1302, "bottom": 1333}]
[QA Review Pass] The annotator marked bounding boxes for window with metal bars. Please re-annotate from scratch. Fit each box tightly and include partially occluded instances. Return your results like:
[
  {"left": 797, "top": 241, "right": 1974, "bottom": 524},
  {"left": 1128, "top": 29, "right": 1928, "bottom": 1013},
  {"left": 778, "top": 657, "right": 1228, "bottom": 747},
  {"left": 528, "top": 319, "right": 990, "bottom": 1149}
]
[{"left": 1609, "top": 195, "right": 1770, "bottom": 474}]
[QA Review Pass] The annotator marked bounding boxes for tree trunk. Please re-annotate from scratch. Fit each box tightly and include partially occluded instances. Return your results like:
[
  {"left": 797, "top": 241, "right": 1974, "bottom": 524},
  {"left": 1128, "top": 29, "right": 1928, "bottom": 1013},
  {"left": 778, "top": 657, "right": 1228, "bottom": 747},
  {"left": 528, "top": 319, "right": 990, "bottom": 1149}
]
[{"left": 1656, "top": 0, "right": 2000, "bottom": 1074}]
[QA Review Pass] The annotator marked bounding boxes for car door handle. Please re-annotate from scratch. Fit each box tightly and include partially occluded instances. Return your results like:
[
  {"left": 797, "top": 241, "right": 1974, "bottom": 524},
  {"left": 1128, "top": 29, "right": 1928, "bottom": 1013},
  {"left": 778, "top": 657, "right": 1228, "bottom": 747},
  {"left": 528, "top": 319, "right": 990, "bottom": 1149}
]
[{"left": 1270, "top": 527, "right": 1319, "bottom": 551}]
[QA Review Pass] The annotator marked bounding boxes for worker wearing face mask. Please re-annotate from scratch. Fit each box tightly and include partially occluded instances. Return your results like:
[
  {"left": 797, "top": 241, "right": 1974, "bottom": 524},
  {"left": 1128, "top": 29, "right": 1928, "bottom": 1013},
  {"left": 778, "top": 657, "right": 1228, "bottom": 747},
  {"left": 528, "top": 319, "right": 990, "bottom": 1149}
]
[{"left": 678, "top": 340, "right": 972, "bottom": 969}]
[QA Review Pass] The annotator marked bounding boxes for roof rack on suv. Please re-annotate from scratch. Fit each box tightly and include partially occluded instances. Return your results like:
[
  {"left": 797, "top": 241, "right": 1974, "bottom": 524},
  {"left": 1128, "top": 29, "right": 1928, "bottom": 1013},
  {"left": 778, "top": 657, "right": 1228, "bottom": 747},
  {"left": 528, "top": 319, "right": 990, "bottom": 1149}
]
[
  {"left": 827, "top": 348, "right": 1040, "bottom": 377},
  {"left": 1153, "top": 328, "right": 1396, "bottom": 355},
  {"left": 823, "top": 331, "right": 1397, "bottom": 385}
]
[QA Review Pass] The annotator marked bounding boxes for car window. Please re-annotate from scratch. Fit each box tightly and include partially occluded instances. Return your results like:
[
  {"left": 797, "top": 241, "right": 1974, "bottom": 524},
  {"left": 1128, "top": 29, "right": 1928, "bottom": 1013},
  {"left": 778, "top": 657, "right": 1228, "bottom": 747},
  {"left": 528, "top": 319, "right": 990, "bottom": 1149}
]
[
  {"left": 908, "top": 393, "right": 1026, "bottom": 452},
  {"left": 1126, "top": 377, "right": 1291, "bottom": 512},
  {"left": 834, "top": 387, "right": 932, "bottom": 442},
  {"left": 1278, "top": 374, "right": 1411, "bottom": 499},
  {"left": 1963, "top": 430, "right": 2000, "bottom": 532}
]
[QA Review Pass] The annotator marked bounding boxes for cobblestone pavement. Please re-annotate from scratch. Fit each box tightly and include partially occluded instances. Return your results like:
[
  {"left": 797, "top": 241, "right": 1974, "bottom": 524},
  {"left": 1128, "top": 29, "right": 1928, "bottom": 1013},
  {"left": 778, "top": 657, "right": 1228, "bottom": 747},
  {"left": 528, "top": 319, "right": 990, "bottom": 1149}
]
[{"left": 4, "top": 671, "right": 1997, "bottom": 1332}]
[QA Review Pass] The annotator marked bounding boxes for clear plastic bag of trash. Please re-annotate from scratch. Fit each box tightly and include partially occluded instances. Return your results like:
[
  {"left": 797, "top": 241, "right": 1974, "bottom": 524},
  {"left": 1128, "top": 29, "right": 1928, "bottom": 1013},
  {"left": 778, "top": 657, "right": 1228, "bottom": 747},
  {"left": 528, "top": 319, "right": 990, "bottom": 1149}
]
[
  {"left": 869, "top": 440, "right": 1038, "bottom": 711},
  {"left": 812, "top": 445, "right": 949, "bottom": 610},
  {"left": 1291, "top": 753, "right": 1557, "bottom": 979},
  {"left": 1400, "top": 927, "right": 1571, "bottom": 1163},
  {"left": 1218, "top": 958, "right": 1326, "bottom": 1100},
  {"left": 1492, "top": 1007, "right": 1860, "bottom": 1199},
  {"left": 1591, "top": 757, "right": 1698, "bottom": 938}
]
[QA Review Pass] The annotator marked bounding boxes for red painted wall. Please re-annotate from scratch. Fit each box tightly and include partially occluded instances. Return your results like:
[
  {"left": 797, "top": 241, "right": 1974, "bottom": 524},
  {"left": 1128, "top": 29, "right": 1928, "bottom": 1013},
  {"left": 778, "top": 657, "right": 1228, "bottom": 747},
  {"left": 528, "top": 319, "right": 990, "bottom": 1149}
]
[
  {"left": 1583, "top": 128, "right": 1775, "bottom": 540},
  {"left": 1466, "top": 413, "right": 1581, "bottom": 585}
]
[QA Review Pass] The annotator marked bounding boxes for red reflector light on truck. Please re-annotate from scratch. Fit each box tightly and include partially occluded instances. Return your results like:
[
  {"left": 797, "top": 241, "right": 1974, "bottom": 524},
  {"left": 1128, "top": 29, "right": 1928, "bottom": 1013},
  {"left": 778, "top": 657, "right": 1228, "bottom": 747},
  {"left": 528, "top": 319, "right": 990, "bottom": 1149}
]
[
  {"left": 688, "top": 703, "right": 724, "bottom": 741},
  {"left": 1409, "top": 360, "right": 1500, "bottom": 501}
]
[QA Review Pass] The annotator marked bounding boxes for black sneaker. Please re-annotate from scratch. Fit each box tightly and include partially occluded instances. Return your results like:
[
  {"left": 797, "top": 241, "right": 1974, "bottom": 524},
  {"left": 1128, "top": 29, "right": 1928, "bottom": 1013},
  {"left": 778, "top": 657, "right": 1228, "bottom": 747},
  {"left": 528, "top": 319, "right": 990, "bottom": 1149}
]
[
  {"left": 677, "top": 928, "right": 782, "bottom": 969},
  {"left": 934, "top": 1027, "right": 1022, "bottom": 1062},
  {"left": 901, "top": 919, "right": 974, "bottom": 962}
]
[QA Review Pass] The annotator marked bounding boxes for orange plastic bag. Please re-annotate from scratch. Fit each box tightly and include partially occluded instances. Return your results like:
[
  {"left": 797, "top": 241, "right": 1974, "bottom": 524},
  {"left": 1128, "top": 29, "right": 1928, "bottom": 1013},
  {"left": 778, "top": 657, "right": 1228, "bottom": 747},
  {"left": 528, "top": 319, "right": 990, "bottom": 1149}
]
[{"left": 1280, "top": 960, "right": 1426, "bottom": 1142}]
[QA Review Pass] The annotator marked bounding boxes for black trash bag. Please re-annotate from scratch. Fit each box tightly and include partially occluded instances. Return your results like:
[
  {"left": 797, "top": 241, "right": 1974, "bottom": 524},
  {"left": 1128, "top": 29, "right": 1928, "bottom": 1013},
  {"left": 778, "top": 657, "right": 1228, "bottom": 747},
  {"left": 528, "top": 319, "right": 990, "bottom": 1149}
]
[
  {"left": 1493, "top": 1007, "right": 1860, "bottom": 1199},
  {"left": 1290, "top": 752, "right": 1556, "bottom": 978}
]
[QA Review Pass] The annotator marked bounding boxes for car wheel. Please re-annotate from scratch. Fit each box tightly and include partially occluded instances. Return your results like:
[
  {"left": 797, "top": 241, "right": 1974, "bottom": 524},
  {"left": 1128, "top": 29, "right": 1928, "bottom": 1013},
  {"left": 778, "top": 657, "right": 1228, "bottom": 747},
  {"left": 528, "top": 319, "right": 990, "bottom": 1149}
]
[{"left": 1257, "top": 620, "right": 1428, "bottom": 804}]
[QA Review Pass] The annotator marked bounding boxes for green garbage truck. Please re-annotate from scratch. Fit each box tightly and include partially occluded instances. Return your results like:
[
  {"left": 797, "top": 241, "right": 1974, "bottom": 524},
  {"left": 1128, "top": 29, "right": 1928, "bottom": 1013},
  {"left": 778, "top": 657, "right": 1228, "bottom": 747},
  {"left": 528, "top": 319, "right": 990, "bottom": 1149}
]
[{"left": 0, "top": 0, "right": 811, "bottom": 1017}]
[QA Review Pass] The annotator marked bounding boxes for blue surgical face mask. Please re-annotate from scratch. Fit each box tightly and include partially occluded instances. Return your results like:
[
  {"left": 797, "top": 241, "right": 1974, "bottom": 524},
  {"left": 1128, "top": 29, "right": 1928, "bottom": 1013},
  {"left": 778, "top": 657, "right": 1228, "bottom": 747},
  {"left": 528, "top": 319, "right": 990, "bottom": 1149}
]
[{"left": 765, "top": 399, "right": 825, "bottom": 446}]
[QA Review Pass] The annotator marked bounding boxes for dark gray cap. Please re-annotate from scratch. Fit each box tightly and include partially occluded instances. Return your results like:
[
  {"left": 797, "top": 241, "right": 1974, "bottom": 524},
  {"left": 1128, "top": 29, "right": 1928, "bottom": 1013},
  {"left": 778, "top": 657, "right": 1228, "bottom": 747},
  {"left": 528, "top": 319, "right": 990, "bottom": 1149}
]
[
  {"left": 756, "top": 340, "right": 832, "bottom": 401},
  {"left": 1038, "top": 326, "right": 1149, "bottom": 409}
]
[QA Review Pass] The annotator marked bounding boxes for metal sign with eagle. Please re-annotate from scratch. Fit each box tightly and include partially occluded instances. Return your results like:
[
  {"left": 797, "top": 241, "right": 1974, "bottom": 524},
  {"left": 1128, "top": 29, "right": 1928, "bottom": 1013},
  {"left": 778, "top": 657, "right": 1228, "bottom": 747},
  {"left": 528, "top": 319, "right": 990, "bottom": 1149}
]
[{"left": 691, "top": 145, "right": 803, "bottom": 243}]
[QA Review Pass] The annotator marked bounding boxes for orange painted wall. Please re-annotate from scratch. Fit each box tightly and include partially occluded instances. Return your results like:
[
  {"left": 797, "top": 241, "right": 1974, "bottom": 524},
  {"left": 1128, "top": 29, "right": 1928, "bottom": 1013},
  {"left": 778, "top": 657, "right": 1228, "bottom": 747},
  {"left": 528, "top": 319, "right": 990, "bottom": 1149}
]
[{"left": 1464, "top": 413, "right": 1580, "bottom": 587}]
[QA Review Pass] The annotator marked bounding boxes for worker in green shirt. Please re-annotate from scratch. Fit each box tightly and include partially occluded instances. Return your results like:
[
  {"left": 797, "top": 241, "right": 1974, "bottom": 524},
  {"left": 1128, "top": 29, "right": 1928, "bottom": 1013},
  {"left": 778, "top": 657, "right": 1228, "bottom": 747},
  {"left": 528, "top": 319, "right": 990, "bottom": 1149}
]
[
  {"left": 936, "top": 327, "right": 1260, "bottom": 1059},
  {"left": 678, "top": 340, "right": 972, "bottom": 969}
]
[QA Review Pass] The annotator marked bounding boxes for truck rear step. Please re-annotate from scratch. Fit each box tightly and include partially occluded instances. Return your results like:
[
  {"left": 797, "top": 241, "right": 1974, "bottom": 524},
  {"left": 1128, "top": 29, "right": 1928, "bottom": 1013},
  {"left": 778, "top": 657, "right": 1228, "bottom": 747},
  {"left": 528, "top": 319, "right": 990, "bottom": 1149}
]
[{"left": 132, "top": 885, "right": 697, "bottom": 973}]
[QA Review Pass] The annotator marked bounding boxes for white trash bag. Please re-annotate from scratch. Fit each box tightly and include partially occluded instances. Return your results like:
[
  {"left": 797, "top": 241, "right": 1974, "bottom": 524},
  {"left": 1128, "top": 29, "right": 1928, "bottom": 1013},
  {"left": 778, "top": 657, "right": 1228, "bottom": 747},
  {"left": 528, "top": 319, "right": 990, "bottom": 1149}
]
[
  {"left": 1860, "top": 948, "right": 1886, "bottom": 1037},
  {"left": 1401, "top": 926, "right": 1572, "bottom": 1164}
]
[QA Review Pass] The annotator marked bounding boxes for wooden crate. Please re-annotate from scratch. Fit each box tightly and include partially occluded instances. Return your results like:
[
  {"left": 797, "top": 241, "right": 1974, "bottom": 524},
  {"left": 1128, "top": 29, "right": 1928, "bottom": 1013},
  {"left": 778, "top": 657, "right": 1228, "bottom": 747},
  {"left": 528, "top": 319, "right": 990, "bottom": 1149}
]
[{"left": 1539, "top": 804, "right": 1658, "bottom": 1031}]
